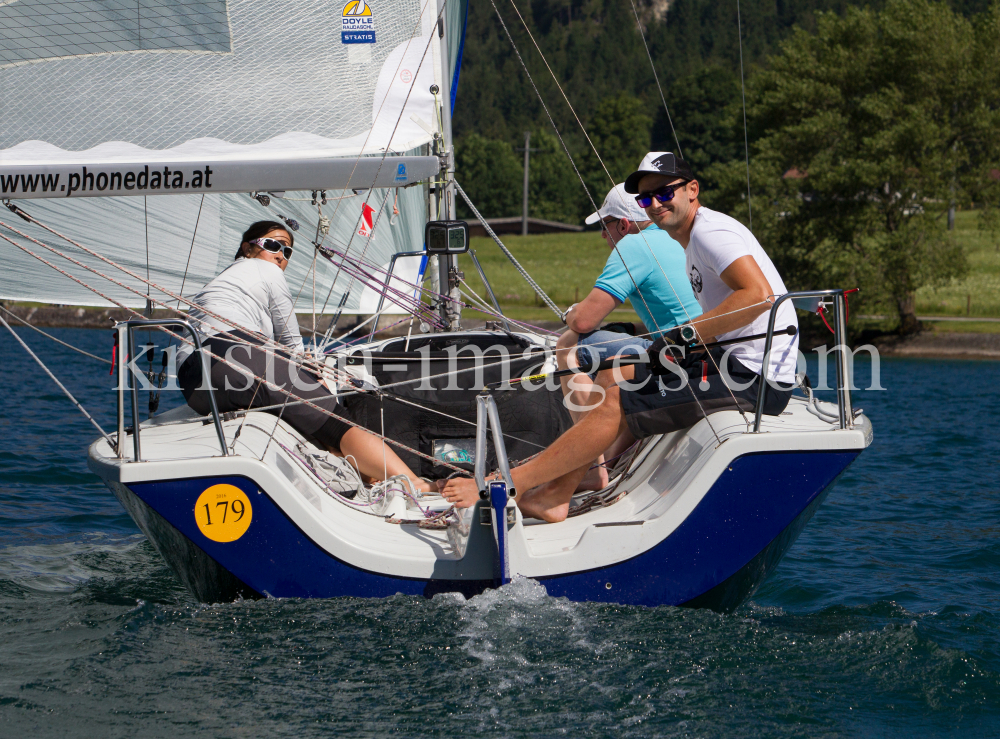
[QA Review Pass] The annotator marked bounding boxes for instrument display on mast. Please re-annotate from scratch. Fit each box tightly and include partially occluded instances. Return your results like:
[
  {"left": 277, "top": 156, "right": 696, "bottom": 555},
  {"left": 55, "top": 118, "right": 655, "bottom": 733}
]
[{"left": 425, "top": 220, "right": 470, "bottom": 254}]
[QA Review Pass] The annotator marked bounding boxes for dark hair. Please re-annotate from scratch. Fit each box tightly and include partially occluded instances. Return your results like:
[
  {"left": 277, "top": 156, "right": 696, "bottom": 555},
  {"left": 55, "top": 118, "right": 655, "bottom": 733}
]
[{"left": 235, "top": 220, "right": 294, "bottom": 260}]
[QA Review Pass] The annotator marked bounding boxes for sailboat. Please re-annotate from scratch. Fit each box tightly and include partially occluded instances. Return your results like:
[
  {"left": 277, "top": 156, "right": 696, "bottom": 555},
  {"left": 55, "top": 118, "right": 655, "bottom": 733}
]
[{"left": 0, "top": 0, "right": 872, "bottom": 609}]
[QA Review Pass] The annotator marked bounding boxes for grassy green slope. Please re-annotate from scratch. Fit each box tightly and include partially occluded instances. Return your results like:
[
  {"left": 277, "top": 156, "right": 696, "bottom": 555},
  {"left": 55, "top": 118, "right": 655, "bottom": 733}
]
[
  {"left": 916, "top": 211, "right": 1000, "bottom": 318},
  {"left": 457, "top": 231, "right": 639, "bottom": 324}
]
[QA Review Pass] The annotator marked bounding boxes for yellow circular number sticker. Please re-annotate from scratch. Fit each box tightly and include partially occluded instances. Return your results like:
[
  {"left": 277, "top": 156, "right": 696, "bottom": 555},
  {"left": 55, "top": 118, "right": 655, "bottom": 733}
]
[{"left": 194, "top": 484, "right": 253, "bottom": 543}]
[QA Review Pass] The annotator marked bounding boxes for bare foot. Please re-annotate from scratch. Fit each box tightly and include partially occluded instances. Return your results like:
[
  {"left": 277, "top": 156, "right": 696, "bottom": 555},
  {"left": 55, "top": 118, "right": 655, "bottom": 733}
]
[
  {"left": 517, "top": 482, "right": 572, "bottom": 523},
  {"left": 574, "top": 457, "right": 609, "bottom": 492},
  {"left": 439, "top": 476, "right": 481, "bottom": 508},
  {"left": 412, "top": 478, "right": 434, "bottom": 494}
]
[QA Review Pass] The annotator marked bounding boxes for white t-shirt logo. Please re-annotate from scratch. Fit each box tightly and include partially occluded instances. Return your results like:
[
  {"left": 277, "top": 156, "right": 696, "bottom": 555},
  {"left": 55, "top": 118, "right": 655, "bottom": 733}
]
[{"left": 689, "top": 266, "right": 703, "bottom": 294}]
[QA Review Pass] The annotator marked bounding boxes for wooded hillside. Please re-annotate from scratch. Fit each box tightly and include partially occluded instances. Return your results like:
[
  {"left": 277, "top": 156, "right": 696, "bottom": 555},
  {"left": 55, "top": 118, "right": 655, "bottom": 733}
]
[{"left": 452, "top": 0, "right": 1000, "bottom": 329}]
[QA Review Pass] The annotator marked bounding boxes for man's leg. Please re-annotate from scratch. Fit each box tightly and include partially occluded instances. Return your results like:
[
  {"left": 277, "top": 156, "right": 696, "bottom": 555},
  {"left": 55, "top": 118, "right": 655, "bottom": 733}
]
[
  {"left": 441, "top": 366, "right": 634, "bottom": 522},
  {"left": 556, "top": 329, "right": 600, "bottom": 423},
  {"left": 556, "top": 330, "right": 611, "bottom": 491},
  {"left": 513, "top": 374, "right": 629, "bottom": 521}
]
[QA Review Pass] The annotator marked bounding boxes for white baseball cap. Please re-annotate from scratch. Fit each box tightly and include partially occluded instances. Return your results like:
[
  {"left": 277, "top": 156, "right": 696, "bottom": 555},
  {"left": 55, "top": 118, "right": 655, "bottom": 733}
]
[{"left": 584, "top": 183, "right": 651, "bottom": 225}]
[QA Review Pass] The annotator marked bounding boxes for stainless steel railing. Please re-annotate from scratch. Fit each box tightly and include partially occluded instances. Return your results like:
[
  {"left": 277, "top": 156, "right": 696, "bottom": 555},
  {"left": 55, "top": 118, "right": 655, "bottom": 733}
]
[
  {"left": 115, "top": 319, "right": 228, "bottom": 461},
  {"left": 474, "top": 392, "right": 517, "bottom": 496},
  {"left": 754, "top": 289, "right": 854, "bottom": 432}
]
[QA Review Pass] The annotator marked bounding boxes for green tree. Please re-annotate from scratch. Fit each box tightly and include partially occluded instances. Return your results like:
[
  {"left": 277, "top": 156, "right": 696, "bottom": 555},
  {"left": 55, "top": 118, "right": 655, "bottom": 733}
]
[
  {"left": 708, "top": 0, "right": 1000, "bottom": 332},
  {"left": 528, "top": 129, "right": 592, "bottom": 224},
  {"left": 455, "top": 133, "right": 523, "bottom": 219},
  {"left": 583, "top": 93, "right": 652, "bottom": 198},
  {"left": 652, "top": 67, "right": 741, "bottom": 182}
]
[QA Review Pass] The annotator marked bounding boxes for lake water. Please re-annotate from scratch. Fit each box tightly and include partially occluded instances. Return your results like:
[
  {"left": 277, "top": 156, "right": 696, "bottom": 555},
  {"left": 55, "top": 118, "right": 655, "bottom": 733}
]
[{"left": 2, "top": 327, "right": 999, "bottom": 737}]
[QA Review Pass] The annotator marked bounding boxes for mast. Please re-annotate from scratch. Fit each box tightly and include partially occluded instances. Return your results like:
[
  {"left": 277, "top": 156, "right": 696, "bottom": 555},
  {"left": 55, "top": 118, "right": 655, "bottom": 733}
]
[{"left": 436, "top": 0, "right": 462, "bottom": 331}]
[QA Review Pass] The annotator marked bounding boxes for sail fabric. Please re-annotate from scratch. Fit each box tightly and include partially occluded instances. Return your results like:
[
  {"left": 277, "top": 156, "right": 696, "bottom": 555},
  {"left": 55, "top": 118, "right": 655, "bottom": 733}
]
[
  {"left": 446, "top": 0, "right": 469, "bottom": 111},
  {"left": 0, "top": 0, "right": 448, "bottom": 166},
  {"left": 0, "top": 185, "right": 426, "bottom": 315},
  {"left": 0, "top": 0, "right": 473, "bottom": 312}
]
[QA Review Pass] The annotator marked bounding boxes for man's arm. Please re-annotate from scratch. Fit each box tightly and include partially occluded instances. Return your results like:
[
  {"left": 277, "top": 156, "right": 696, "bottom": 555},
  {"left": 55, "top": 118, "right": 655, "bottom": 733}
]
[
  {"left": 688, "top": 255, "right": 773, "bottom": 341},
  {"left": 564, "top": 288, "right": 619, "bottom": 334}
]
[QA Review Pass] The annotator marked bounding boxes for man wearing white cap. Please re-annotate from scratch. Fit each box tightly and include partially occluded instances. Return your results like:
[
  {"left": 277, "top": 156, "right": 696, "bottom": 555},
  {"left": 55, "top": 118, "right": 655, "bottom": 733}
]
[
  {"left": 555, "top": 182, "right": 701, "bottom": 489},
  {"left": 558, "top": 184, "right": 700, "bottom": 409}
]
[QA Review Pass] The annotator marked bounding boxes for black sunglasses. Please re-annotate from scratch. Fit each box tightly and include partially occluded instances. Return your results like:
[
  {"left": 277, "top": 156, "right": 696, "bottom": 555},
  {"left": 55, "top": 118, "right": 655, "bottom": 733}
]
[
  {"left": 635, "top": 182, "right": 686, "bottom": 209},
  {"left": 250, "top": 237, "right": 293, "bottom": 260}
]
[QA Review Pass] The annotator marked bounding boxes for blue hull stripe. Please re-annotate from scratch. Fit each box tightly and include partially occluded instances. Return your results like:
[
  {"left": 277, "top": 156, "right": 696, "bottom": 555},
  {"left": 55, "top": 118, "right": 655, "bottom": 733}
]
[
  {"left": 540, "top": 451, "right": 860, "bottom": 606},
  {"left": 126, "top": 450, "right": 859, "bottom": 604}
]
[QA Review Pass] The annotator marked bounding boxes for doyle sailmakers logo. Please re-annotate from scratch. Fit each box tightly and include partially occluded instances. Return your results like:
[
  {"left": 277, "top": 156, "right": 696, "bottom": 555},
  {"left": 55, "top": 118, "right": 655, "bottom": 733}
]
[{"left": 342, "top": 1, "right": 375, "bottom": 44}]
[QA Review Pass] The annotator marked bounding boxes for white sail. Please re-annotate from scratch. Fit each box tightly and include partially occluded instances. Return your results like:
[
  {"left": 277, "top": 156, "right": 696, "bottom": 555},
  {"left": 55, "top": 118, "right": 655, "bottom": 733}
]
[
  {"left": 0, "top": 0, "right": 470, "bottom": 313},
  {"left": 0, "top": 0, "right": 447, "bottom": 183}
]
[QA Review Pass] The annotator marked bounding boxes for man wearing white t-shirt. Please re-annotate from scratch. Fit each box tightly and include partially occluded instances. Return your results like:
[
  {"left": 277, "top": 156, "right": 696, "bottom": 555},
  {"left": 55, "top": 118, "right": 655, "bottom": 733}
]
[
  {"left": 439, "top": 153, "right": 799, "bottom": 522},
  {"left": 618, "top": 152, "right": 799, "bottom": 437}
]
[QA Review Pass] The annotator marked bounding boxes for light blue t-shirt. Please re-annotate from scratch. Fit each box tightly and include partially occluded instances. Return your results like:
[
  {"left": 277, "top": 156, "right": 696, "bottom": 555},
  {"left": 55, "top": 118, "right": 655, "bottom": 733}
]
[{"left": 594, "top": 224, "right": 702, "bottom": 332}]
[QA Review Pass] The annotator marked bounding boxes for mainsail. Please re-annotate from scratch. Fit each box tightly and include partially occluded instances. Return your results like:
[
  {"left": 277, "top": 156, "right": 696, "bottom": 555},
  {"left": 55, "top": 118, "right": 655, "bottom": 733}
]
[{"left": 0, "top": 0, "right": 468, "bottom": 314}]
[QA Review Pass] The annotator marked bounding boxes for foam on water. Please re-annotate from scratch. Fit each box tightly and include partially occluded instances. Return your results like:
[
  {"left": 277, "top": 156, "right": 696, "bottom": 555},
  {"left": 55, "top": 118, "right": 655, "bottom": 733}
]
[{"left": 2, "top": 329, "right": 1000, "bottom": 737}]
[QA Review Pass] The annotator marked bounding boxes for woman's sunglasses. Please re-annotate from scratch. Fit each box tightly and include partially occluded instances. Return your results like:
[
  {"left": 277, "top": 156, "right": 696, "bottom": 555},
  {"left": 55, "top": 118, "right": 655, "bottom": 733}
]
[
  {"left": 635, "top": 182, "right": 686, "bottom": 209},
  {"left": 250, "top": 237, "right": 293, "bottom": 260}
]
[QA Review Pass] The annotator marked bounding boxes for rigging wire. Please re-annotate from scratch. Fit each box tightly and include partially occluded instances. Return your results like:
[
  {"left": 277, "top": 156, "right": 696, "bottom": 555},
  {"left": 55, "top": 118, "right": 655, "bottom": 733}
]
[
  {"left": 0, "top": 311, "right": 114, "bottom": 445},
  {"left": 626, "top": 0, "right": 682, "bottom": 158},
  {"left": 0, "top": 304, "right": 110, "bottom": 364},
  {"left": 236, "top": 0, "right": 439, "bottom": 347},
  {"left": 454, "top": 181, "right": 562, "bottom": 318},
  {"left": 143, "top": 196, "right": 150, "bottom": 304},
  {"left": 737, "top": 0, "right": 753, "bottom": 231},
  {"left": 493, "top": 0, "right": 677, "bottom": 348},
  {"left": 314, "top": 0, "right": 448, "bottom": 337},
  {"left": 289, "top": 202, "right": 330, "bottom": 343},
  {"left": 0, "top": 223, "right": 467, "bottom": 473},
  {"left": 0, "top": 218, "right": 349, "bottom": 391},
  {"left": 499, "top": 0, "right": 780, "bottom": 427},
  {"left": 379, "top": 393, "right": 547, "bottom": 451},
  {"left": 1, "top": 205, "right": 335, "bottom": 367},
  {"left": 2, "top": 205, "right": 770, "bottom": 422},
  {"left": 176, "top": 193, "right": 206, "bottom": 308}
]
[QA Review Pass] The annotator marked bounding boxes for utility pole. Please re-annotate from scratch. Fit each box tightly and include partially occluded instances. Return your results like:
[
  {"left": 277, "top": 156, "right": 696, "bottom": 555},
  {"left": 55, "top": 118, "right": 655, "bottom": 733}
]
[
  {"left": 516, "top": 131, "right": 539, "bottom": 236},
  {"left": 948, "top": 111, "right": 957, "bottom": 231}
]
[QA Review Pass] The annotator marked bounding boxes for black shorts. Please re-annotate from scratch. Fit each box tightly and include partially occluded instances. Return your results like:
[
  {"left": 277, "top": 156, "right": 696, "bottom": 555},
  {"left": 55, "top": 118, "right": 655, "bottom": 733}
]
[
  {"left": 620, "top": 346, "right": 793, "bottom": 439},
  {"left": 178, "top": 331, "right": 353, "bottom": 449}
]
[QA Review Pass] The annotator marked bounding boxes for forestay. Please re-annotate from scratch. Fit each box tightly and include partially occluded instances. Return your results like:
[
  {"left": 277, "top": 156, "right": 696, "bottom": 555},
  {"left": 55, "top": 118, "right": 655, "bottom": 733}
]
[{"left": 0, "top": 0, "right": 468, "bottom": 313}]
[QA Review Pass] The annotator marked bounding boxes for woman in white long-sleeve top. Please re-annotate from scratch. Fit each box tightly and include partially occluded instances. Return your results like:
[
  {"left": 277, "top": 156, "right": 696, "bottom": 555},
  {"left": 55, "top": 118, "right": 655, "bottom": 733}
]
[{"left": 178, "top": 220, "right": 430, "bottom": 492}]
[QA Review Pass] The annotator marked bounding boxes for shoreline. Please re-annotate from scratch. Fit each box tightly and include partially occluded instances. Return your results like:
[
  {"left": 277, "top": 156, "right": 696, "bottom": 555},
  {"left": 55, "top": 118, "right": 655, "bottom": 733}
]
[
  {"left": 3, "top": 304, "right": 1000, "bottom": 360},
  {"left": 867, "top": 331, "right": 1000, "bottom": 361}
]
